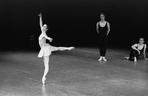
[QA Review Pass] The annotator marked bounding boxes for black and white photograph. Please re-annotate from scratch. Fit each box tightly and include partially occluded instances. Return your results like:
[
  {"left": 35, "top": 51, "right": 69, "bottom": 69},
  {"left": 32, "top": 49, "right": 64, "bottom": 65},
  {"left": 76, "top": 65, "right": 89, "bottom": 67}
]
[{"left": 0, "top": 0, "right": 148, "bottom": 96}]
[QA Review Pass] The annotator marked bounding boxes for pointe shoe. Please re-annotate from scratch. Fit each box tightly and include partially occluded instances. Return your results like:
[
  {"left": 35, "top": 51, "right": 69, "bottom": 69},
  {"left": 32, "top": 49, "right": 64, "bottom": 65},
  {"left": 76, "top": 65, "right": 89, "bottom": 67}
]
[
  {"left": 70, "top": 47, "right": 74, "bottom": 50},
  {"left": 102, "top": 57, "right": 107, "bottom": 61},
  {"left": 68, "top": 47, "right": 74, "bottom": 50},
  {"left": 98, "top": 56, "right": 103, "bottom": 61},
  {"left": 42, "top": 77, "right": 46, "bottom": 85}
]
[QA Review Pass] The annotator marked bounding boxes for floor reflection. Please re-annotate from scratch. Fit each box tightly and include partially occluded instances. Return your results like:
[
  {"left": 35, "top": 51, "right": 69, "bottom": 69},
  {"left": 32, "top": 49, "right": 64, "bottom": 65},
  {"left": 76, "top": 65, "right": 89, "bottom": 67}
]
[
  {"left": 42, "top": 85, "right": 48, "bottom": 96},
  {"left": 134, "top": 62, "right": 137, "bottom": 68},
  {"left": 99, "top": 61, "right": 107, "bottom": 65}
]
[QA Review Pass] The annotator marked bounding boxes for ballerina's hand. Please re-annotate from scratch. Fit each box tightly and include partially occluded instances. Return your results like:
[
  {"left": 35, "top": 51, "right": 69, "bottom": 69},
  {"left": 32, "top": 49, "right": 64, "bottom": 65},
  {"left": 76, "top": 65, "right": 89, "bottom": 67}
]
[
  {"left": 144, "top": 58, "right": 147, "bottom": 60},
  {"left": 49, "top": 38, "right": 53, "bottom": 42},
  {"left": 38, "top": 13, "right": 42, "bottom": 17}
]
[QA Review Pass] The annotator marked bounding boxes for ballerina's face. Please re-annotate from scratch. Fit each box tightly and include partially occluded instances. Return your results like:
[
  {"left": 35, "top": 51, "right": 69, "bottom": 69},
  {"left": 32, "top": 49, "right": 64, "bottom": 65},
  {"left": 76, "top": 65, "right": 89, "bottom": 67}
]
[{"left": 43, "top": 24, "right": 48, "bottom": 32}]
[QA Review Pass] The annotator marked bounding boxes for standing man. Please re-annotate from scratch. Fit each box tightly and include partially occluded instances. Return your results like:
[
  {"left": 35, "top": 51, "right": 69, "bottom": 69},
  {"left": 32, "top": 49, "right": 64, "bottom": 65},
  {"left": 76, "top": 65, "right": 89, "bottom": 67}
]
[{"left": 96, "top": 13, "right": 110, "bottom": 61}]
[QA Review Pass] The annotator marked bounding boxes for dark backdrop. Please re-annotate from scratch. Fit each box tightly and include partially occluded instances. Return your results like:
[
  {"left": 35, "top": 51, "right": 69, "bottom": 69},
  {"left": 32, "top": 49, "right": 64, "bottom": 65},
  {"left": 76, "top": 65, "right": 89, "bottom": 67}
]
[{"left": 0, "top": 0, "right": 148, "bottom": 51}]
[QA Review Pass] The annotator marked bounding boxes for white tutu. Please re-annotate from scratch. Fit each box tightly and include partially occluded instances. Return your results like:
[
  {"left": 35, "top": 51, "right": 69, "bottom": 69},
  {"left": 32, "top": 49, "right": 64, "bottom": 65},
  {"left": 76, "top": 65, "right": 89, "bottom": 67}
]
[{"left": 38, "top": 44, "right": 58, "bottom": 58}]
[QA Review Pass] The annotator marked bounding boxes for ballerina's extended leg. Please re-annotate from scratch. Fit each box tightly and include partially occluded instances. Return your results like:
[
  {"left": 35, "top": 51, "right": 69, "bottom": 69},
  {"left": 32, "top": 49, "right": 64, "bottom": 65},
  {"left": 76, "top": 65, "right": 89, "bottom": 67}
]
[{"left": 57, "top": 47, "right": 74, "bottom": 51}]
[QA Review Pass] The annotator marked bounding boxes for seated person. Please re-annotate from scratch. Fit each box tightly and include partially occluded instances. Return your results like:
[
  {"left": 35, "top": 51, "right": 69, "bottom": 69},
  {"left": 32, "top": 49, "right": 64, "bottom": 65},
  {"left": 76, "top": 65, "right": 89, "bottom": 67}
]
[{"left": 125, "top": 38, "right": 147, "bottom": 62}]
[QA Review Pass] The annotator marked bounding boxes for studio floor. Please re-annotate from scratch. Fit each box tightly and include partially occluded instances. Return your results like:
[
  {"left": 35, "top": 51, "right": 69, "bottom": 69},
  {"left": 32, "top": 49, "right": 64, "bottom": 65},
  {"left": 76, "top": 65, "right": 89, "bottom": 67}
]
[{"left": 0, "top": 48, "right": 148, "bottom": 96}]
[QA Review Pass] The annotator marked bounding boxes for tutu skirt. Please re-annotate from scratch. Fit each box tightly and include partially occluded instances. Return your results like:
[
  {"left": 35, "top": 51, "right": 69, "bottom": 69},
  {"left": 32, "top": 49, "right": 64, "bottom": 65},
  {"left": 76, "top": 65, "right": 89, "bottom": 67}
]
[{"left": 38, "top": 44, "right": 58, "bottom": 58}]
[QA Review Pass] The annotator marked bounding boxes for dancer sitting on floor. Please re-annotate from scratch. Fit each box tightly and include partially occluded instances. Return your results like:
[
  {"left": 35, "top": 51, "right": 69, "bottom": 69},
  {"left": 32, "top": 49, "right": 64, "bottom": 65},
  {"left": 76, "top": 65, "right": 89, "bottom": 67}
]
[
  {"left": 38, "top": 13, "right": 74, "bottom": 84},
  {"left": 125, "top": 38, "right": 147, "bottom": 62}
]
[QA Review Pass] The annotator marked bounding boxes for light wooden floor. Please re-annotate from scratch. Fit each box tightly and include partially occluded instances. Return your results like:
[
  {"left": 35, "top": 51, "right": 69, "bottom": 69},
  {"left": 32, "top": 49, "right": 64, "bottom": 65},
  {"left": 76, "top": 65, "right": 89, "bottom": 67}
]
[{"left": 0, "top": 48, "right": 147, "bottom": 96}]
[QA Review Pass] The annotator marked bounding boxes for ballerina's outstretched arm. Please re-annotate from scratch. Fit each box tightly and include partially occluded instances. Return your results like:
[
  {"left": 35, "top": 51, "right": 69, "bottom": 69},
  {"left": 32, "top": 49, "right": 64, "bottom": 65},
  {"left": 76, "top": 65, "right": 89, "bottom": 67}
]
[
  {"left": 38, "top": 13, "right": 52, "bottom": 42},
  {"left": 38, "top": 13, "right": 44, "bottom": 32}
]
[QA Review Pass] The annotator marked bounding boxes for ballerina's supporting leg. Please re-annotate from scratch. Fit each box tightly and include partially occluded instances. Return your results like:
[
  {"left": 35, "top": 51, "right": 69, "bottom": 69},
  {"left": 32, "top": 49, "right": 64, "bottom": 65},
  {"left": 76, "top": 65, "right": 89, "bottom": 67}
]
[
  {"left": 42, "top": 56, "right": 49, "bottom": 84},
  {"left": 41, "top": 46, "right": 74, "bottom": 84}
]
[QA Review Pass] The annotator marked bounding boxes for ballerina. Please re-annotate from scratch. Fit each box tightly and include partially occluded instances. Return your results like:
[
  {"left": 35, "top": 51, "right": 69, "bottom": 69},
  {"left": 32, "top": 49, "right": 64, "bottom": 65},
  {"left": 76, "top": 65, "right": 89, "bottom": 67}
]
[{"left": 38, "top": 13, "right": 74, "bottom": 84}]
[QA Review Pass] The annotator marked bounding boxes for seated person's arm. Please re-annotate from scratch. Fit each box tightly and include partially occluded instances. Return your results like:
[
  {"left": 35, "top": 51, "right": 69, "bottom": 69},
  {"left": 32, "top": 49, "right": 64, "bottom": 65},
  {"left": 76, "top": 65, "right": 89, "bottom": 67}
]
[
  {"left": 131, "top": 44, "right": 138, "bottom": 50},
  {"left": 131, "top": 44, "right": 140, "bottom": 54},
  {"left": 143, "top": 44, "right": 147, "bottom": 60}
]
